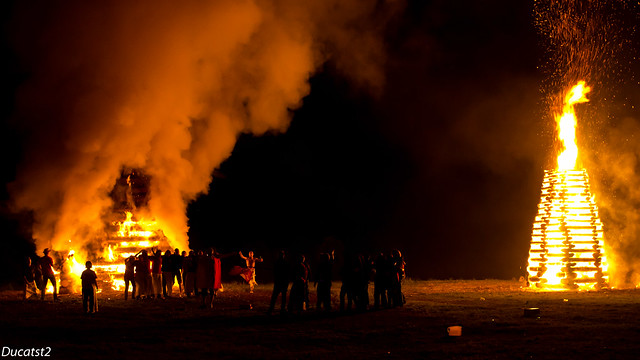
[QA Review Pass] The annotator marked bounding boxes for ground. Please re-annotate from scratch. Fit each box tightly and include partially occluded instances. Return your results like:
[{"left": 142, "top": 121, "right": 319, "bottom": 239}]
[{"left": 1, "top": 279, "right": 640, "bottom": 359}]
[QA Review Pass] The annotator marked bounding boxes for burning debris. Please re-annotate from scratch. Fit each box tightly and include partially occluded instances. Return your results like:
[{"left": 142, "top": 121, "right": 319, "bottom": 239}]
[{"left": 527, "top": 82, "right": 608, "bottom": 291}]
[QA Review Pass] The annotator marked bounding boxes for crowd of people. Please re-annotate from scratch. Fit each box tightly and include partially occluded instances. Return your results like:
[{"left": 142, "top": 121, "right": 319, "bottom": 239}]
[
  {"left": 268, "top": 249, "right": 406, "bottom": 315},
  {"left": 23, "top": 246, "right": 406, "bottom": 315},
  {"left": 123, "top": 247, "right": 237, "bottom": 309}
]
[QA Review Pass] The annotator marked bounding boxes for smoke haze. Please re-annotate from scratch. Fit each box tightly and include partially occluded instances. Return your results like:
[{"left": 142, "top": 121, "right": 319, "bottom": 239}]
[{"left": 6, "top": 0, "right": 400, "bottom": 255}]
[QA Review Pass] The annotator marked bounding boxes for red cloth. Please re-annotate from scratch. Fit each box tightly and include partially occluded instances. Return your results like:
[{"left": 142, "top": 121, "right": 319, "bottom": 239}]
[
  {"left": 214, "top": 258, "right": 222, "bottom": 290},
  {"left": 229, "top": 266, "right": 253, "bottom": 283}
]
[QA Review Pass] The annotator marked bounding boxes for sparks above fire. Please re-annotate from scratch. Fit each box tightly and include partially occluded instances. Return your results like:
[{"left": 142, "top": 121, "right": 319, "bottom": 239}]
[{"left": 527, "top": 81, "right": 608, "bottom": 291}]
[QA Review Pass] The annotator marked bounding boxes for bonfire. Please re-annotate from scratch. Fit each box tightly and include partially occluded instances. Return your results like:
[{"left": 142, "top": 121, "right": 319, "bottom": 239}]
[{"left": 527, "top": 81, "right": 608, "bottom": 291}]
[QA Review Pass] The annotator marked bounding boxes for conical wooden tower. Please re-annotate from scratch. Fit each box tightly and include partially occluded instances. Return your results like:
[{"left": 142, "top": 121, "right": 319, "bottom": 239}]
[{"left": 527, "top": 169, "right": 608, "bottom": 290}]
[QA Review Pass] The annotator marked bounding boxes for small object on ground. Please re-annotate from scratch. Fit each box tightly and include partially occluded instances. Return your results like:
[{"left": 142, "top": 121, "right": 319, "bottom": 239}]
[
  {"left": 447, "top": 326, "right": 462, "bottom": 336},
  {"left": 523, "top": 307, "right": 540, "bottom": 318}
]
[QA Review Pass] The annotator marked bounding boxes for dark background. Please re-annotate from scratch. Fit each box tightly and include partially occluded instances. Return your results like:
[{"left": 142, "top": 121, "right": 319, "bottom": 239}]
[
  {"left": 186, "top": 1, "right": 545, "bottom": 280},
  {"left": 3, "top": 0, "right": 637, "bottom": 285}
]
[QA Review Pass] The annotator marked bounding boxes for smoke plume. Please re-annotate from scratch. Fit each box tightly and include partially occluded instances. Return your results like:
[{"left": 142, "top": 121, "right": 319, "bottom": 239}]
[{"left": 7, "top": 0, "right": 400, "bottom": 255}]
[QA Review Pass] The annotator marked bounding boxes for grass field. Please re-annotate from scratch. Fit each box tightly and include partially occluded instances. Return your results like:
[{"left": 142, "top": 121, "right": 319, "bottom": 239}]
[{"left": 2, "top": 279, "right": 640, "bottom": 359}]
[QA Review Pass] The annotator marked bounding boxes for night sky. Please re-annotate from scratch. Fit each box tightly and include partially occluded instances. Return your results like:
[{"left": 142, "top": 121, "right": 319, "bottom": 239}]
[
  {"left": 188, "top": 1, "right": 544, "bottom": 279},
  {"left": 1, "top": 0, "right": 639, "bottom": 284}
]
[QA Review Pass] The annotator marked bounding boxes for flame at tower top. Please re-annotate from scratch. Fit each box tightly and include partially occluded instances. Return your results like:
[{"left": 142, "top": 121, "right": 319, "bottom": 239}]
[{"left": 556, "top": 81, "right": 590, "bottom": 171}]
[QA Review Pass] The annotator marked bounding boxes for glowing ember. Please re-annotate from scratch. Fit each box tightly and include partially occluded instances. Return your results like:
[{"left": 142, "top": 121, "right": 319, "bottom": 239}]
[{"left": 527, "top": 82, "right": 608, "bottom": 291}]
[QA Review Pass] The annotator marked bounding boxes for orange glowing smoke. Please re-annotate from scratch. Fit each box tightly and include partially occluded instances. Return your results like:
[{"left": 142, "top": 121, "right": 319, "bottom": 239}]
[
  {"left": 527, "top": 81, "right": 608, "bottom": 291},
  {"left": 8, "top": 0, "right": 399, "bottom": 263}
]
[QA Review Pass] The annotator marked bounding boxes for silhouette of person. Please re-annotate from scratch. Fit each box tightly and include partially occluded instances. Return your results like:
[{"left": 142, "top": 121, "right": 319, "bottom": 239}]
[
  {"left": 355, "top": 254, "right": 371, "bottom": 311},
  {"left": 23, "top": 257, "right": 37, "bottom": 300},
  {"left": 150, "top": 249, "right": 163, "bottom": 299},
  {"left": 373, "top": 252, "right": 389, "bottom": 309},
  {"left": 171, "top": 249, "right": 184, "bottom": 296},
  {"left": 339, "top": 254, "right": 357, "bottom": 312},
  {"left": 268, "top": 250, "right": 289, "bottom": 315},
  {"left": 135, "top": 250, "right": 152, "bottom": 299},
  {"left": 81, "top": 261, "right": 98, "bottom": 314},
  {"left": 39, "top": 248, "right": 58, "bottom": 301},
  {"left": 124, "top": 254, "right": 137, "bottom": 300},
  {"left": 389, "top": 249, "right": 405, "bottom": 307},
  {"left": 162, "top": 250, "right": 173, "bottom": 297},
  {"left": 315, "top": 251, "right": 334, "bottom": 312},
  {"left": 196, "top": 248, "right": 216, "bottom": 308},
  {"left": 288, "top": 254, "right": 308, "bottom": 314},
  {"left": 183, "top": 251, "right": 197, "bottom": 297}
]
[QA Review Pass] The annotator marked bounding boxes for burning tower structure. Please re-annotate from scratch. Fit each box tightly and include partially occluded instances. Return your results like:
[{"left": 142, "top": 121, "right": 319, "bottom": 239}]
[
  {"left": 94, "top": 168, "right": 172, "bottom": 290},
  {"left": 527, "top": 82, "right": 608, "bottom": 291},
  {"left": 57, "top": 169, "right": 172, "bottom": 292}
]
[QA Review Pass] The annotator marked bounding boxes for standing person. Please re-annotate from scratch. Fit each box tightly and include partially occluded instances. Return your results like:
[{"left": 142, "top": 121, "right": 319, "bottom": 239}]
[
  {"left": 339, "top": 254, "right": 356, "bottom": 312},
  {"left": 150, "top": 249, "right": 163, "bottom": 299},
  {"left": 213, "top": 248, "right": 235, "bottom": 294},
  {"left": 288, "top": 254, "right": 308, "bottom": 314},
  {"left": 162, "top": 250, "right": 173, "bottom": 297},
  {"left": 171, "top": 249, "right": 184, "bottom": 296},
  {"left": 196, "top": 248, "right": 234, "bottom": 309},
  {"left": 23, "top": 257, "right": 37, "bottom": 300},
  {"left": 124, "top": 254, "right": 136, "bottom": 300},
  {"left": 134, "top": 250, "right": 152, "bottom": 299},
  {"left": 39, "top": 248, "right": 58, "bottom": 301},
  {"left": 183, "top": 251, "right": 197, "bottom": 297},
  {"left": 373, "top": 252, "right": 389, "bottom": 310},
  {"left": 315, "top": 251, "right": 334, "bottom": 312},
  {"left": 355, "top": 254, "right": 371, "bottom": 311},
  {"left": 303, "top": 257, "right": 312, "bottom": 311},
  {"left": 196, "top": 248, "right": 216, "bottom": 309},
  {"left": 238, "top": 251, "right": 263, "bottom": 293},
  {"left": 389, "top": 249, "right": 406, "bottom": 307},
  {"left": 267, "top": 250, "right": 289, "bottom": 315},
  {"left": 81, "top": 261, "right": 98, "bottom": 314}
]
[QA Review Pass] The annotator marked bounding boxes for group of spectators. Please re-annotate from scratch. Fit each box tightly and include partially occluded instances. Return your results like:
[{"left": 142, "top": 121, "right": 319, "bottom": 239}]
[
  {"left": 24, "top": 246, "right": 406, "bottom": 315},
  {"left": 124, "top": 247, "right": 238, "bottom": 309},
  {"left": 268, "top": 249, "right": 406, "bottom": 315}
]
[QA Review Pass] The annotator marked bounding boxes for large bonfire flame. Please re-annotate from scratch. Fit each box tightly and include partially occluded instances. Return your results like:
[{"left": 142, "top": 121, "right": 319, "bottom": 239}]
[
  {"left": 527, "top": 81, "right": 608, "bottom": 291},
  {"left": 51, "top": 210, "right": 167, "bottom": 294}
]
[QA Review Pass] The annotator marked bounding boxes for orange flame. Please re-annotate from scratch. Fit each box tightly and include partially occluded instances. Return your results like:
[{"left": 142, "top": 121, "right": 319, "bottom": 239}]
[{"left": 556, "top": 81, "right": 590, "bottom": 170}]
